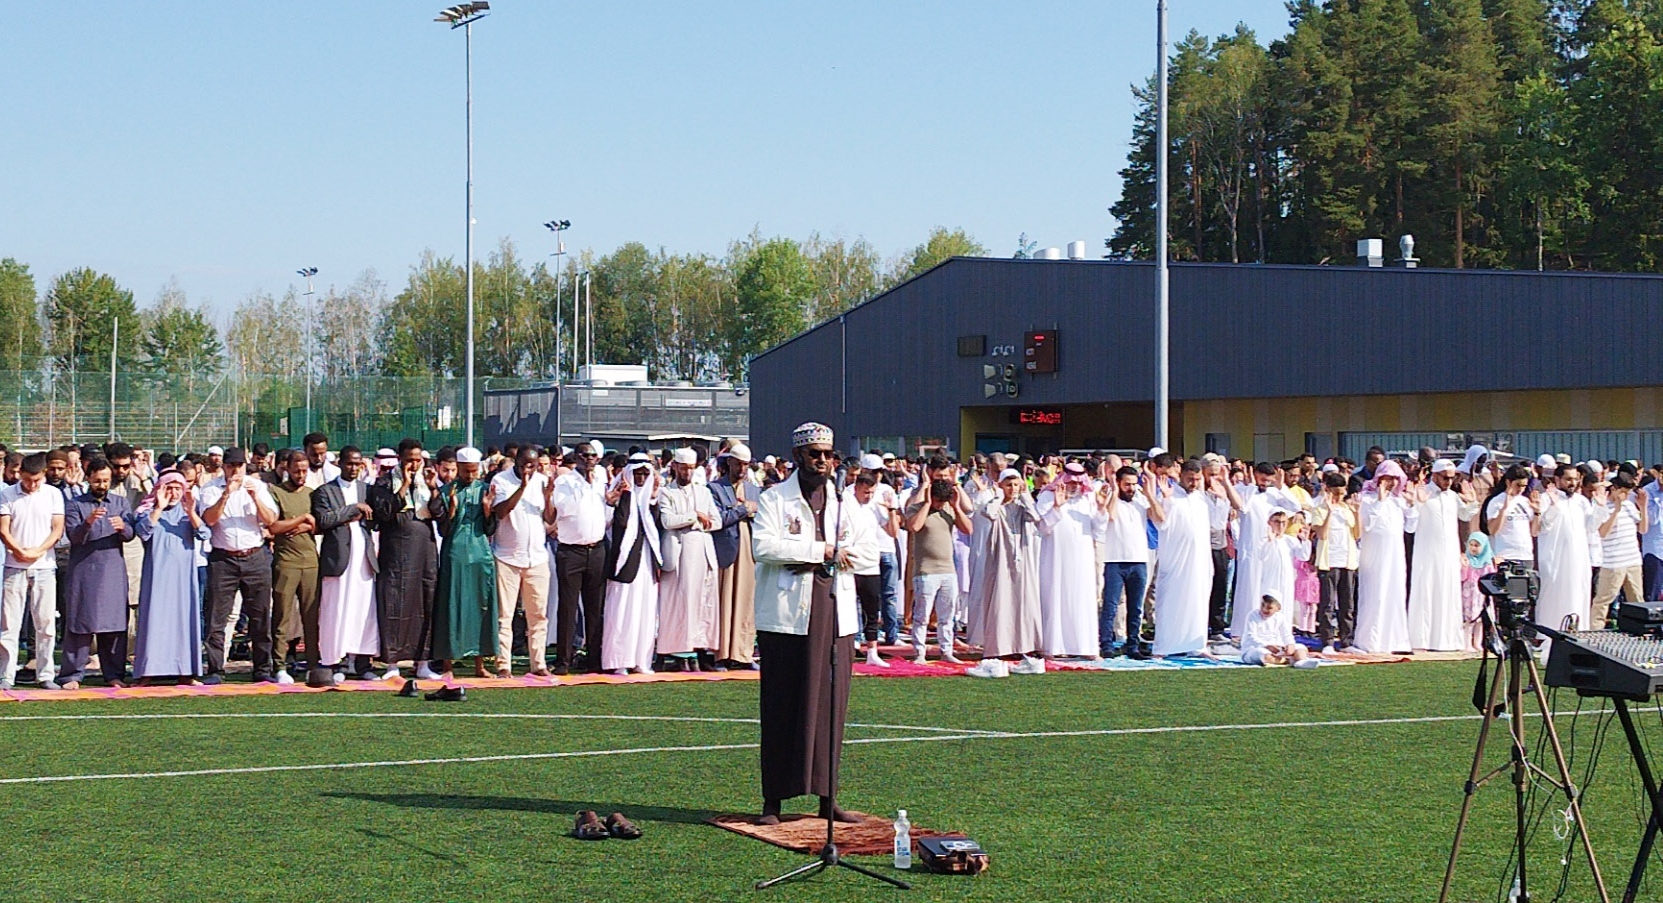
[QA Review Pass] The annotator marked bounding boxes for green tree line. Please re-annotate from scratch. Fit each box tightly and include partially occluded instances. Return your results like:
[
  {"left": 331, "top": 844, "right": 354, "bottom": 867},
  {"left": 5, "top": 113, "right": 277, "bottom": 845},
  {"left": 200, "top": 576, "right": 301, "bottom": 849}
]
[
  {"left": 2, "top": 225, "right": 987, "bottom": 388},
  {"left": 1110, "top": 0, "right": 1663, "bottom": 271}
]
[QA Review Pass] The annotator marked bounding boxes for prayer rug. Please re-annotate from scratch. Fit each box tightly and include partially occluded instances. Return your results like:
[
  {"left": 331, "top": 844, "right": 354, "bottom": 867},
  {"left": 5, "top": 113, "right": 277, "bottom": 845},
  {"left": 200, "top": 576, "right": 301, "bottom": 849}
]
[
  {"left": 707, "top": 811, "right": 956, "bottom": 857},
  {"left": 0, "top": 668, "right": 758, "bottom": 704}
]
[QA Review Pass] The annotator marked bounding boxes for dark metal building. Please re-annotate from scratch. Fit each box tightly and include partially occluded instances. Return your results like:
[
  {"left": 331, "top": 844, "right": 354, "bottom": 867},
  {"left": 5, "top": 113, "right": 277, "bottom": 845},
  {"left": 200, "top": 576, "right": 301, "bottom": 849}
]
[
  {"left": 748, "top": 257, "right": 1663, "bottom": 461},
  {"left": 484, "top": 383, "right": 748, "bottom": 455}
]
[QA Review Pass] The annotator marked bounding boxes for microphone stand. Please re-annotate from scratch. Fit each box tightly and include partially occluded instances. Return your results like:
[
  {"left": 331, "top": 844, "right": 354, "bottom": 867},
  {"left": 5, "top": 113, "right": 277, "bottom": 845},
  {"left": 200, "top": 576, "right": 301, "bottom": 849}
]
[{"left": 756, "top": 469, "right": 910, "bottom": 891}]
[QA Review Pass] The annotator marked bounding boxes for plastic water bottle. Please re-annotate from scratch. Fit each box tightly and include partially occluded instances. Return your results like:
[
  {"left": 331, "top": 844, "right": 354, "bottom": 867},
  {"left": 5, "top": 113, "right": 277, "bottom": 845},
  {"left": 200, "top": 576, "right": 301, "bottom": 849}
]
[
  {"left": 893, "top": 810, "right": 912, "bottom": 870},
  {"left": 1507, "top": 877, "right": 1521, "bottom": 903}
]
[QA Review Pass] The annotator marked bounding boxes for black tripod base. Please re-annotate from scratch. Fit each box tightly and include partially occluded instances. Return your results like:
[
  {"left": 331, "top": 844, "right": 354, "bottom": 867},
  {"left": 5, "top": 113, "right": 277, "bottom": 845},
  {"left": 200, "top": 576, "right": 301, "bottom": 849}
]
[{"left": 754, "top": 843, "right": 912, "bottom": 890}]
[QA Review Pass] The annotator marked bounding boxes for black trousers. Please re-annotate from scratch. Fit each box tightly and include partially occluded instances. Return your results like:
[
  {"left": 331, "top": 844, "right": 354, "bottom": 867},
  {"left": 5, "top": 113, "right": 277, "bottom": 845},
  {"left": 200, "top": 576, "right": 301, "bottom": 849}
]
[
  {"left": 854, "top": 574, "right": 883, "bottom": 642},
  {"left": 1209, "top": 548, "right": 1231, "bottom": 634},
  {"left": 1318, "top": 567, "right": 1357, "bottom": 648},
  {"left": 206, "top": 547, "right": 275, "bottom": 678},
  {"left": 556, "top": 542, "right": 607, "bottom": 670}
]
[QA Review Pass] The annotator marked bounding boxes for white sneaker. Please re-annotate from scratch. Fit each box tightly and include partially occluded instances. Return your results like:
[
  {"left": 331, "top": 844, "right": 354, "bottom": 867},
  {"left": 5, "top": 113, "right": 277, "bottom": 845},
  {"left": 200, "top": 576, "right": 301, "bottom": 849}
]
[
  {"left": 1320, "top": 645, "right": 1337, "bottom": 655},
  {"left": 965, "top": 659, "right": 1010, "bottom": 679},
  {"left": 415, "top": 663, "right": 440, "bottom": 680},
  {"left": 274, "top": 671, "right": 295, "bottom": 686},
  {"left": 865, "top": 649, "right": 890, "bottom": 668},
  {"left": 1293, "top": 658, "right": 1321, "bottom": 669},
  {"left": 331, "top": 671, "right": 346, "bottom": 686},
  {"left": 1011, "top": 656, "right": 1046, "bottom": 675},
  {"left": 1342, "top": 645, "right": 1366, "bottom": 655},
  {"left": 379, "top": 668, "right": 403, "bottom": 682}
]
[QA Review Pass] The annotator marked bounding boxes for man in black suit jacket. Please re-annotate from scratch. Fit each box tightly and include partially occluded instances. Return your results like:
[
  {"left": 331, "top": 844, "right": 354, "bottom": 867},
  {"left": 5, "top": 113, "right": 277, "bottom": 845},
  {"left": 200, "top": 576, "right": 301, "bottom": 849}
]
[{"left": 311, "top": 447, "right": 382, "bottom": 679}]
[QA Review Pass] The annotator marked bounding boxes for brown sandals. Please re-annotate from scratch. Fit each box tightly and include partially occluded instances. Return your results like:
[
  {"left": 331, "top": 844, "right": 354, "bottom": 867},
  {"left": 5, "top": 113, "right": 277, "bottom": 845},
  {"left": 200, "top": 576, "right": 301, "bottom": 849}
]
[
  {"left": 572, "top": 810, "right": 642, "bottom": 840},
  {"left": 572, "top": 810, "right": 609, "bottom": 840},
  {"left": 605, "top": 812, "right": 643, "bottom": 839}
]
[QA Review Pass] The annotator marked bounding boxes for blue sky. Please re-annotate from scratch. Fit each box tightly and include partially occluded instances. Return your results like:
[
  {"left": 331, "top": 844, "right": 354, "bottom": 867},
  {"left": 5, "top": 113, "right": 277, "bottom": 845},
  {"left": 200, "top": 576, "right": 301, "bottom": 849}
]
[{"left": 1, "top": 1, "right": 1290, "bottom": 320}]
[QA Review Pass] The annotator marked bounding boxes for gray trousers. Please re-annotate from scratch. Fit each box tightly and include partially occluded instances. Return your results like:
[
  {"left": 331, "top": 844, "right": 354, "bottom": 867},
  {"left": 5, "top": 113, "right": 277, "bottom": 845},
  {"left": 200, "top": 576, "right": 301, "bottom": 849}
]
[{"left": 60, "top": 631, "right": 128, "bottom": 684}]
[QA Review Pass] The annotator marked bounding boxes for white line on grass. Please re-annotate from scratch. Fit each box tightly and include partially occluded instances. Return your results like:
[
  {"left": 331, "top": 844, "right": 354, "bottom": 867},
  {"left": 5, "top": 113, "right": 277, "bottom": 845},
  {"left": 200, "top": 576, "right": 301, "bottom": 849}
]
[
  {"left": 0, "top": 712, "right": 1513, "bottom": 786},
  {"left": 0, "top": 711, "right": 998, "bottom": 735}
]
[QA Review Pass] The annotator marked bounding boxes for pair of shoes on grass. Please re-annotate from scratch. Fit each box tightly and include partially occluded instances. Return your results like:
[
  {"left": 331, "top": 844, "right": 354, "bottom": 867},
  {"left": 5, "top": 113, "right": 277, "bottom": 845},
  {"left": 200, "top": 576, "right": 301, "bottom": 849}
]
[
  {"left": 572, "top": 810, "right": 642, "bottom": 841},
  {"left": 966, "top": 656, "right": 1046, "bottom": 678}
]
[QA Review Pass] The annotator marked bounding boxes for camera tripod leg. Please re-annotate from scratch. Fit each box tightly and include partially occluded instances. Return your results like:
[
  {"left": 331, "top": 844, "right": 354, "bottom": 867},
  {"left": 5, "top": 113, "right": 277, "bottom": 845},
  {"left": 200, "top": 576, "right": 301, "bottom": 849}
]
[
  {"left": 1440, "top": 641, "right": 1509, "bottom": 903},
  {"left": 754, "top": 858, "right": 827, "bottom": 890},
  {"left": 1522, "top": 652, "right": 1610, "bottom": 903}
]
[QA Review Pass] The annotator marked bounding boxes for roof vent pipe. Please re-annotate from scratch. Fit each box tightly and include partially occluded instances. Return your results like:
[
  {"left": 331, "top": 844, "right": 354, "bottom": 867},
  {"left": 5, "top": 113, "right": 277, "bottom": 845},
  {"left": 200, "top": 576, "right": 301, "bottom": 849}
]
[
  {"left": 1038, "top": 247, "right": 1062, "bottom": 260},
  {"left": 1357, "top": 238, "right": 1384, "bottom": 267},
  {"left": 1395, "top": 234, "right": 1419, "bottom": 268},
  {"left": 1066, "top": 240, "right": 1087, "bottom": 260}
]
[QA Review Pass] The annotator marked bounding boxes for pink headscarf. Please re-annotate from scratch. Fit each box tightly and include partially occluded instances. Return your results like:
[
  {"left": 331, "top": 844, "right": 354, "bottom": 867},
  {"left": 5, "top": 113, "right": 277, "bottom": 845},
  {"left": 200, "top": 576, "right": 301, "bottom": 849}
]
[
  {"left": 1362, "top": 459, "right": 1407, "bottom": 496},
  {"left": 137, "top": 470, "right": 189, "bottom": 517}
]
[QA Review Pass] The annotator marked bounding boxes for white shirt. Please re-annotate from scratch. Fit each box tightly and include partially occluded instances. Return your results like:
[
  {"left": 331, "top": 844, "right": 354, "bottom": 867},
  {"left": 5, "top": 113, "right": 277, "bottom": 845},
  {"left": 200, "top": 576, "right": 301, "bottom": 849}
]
[
  {"left": 489, "top": 470, "right": 549, "bottom": 567},
  {"left": 846, "top": 484, "right": 898, "bottom": 551},
  {"left": 0, "top": 482, "right": 64, "bottom": 570},
  {"left": 1486, "top": 493, "right": 1536, "bottom": 562},
  {"left": 550, "top": 471, "right": 607, "bottom": 546},
  {"left": 1601, "top": 499, "right": 1643, "bottom": 570},
  {"left": 197, "top": 476, "right": 276, "bottom": 552},
  {"left": 1096, "top": 493, "right": 1151, "bottom": 564},
  {"left": 1241, "top": 606, "right": 1294, "bottom": 659},
  {"left": 304, "top": 462, "right": 342, "bottom": 490}
]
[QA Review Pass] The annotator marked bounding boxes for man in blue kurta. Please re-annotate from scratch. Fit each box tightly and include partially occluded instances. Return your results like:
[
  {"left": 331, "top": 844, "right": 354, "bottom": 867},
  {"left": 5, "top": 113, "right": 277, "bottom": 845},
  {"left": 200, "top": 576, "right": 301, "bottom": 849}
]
[{"left": 60, "top": 458, "right": 135, "bottom": 688}]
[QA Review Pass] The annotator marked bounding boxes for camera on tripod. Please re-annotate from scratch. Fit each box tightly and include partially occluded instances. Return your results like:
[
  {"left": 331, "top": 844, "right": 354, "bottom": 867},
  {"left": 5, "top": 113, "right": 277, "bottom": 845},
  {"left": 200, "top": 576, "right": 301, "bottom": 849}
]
[{"left": 1477, "top": 560, "right": 1539, "bottom": 632}]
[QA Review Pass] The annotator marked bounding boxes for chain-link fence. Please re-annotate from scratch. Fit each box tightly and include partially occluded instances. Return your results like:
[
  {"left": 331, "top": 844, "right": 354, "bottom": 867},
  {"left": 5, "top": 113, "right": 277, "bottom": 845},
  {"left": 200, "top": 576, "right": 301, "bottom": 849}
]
[{"left": 0, "top": 370, "right": 540, "bottom": 454}]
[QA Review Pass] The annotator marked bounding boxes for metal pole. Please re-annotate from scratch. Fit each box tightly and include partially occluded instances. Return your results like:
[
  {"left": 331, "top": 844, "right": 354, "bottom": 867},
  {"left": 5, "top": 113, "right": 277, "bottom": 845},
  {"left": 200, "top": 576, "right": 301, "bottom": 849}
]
[
  {"left": 572, "top": 271, "right": 580, "bottom": 380},
  {"left": 109, "top": 315, "right": 118, "bottom": 441},
  {"left": 303, "top": 272, "right": 315, "bottom": 433},
  {"left": 1154, "top": 0, "right": 1170, "bottom": 452},
  {"left": 464, "top": 17, "right": 477, "bottom": 448},
  {"left": 584, "top": 272, "right": 592, "bottom": 375},
  {"left": 554, "top": 260, "right": 562, "bottom": 382}
]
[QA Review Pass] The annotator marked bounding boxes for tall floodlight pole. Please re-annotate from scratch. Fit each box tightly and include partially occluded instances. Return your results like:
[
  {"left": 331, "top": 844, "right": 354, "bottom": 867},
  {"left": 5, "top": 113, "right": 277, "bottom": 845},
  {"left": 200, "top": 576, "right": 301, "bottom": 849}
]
[
  {"left": 109, "top": 316, "right": 118, "bottom": 441},
  {"left": 1154, "top": 0, "right": 1170, "bottom": 452},
  {"left": 297, "top": 267, "right": 318, "bottom": 433},
  {"left": 544, "top": 219, "right": 570, "bottom": 379},
  {"left": 436, "top": 2, "right": 490, "bottom": 447}
]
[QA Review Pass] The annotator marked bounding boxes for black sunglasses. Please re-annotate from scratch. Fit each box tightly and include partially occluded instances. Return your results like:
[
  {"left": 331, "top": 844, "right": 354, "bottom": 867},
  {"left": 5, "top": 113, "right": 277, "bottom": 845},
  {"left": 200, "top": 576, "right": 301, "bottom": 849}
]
[{"left": 801, "top": 449, "right": 836, "bottom": 460}]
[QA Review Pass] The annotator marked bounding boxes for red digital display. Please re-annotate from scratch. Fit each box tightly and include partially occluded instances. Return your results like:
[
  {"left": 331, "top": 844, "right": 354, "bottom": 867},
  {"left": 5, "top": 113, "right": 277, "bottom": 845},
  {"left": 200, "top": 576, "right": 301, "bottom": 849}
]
[{"left": 1010, "top": 408, "right": 1064, "bottom": 426}]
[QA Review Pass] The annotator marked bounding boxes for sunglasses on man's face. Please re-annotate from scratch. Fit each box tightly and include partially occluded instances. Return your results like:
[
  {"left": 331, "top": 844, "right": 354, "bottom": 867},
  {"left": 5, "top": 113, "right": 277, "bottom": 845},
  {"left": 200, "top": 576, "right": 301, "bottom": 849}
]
[{"left": 801, "top": 449, "right": 836, "bottom": 461}]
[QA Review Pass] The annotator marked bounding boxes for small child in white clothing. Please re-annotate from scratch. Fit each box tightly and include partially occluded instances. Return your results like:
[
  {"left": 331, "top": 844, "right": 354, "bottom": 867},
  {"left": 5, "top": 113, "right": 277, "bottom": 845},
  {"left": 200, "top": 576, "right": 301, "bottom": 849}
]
[{"left": 1241, "top": 594, "right": 1314, "bottom": 667}]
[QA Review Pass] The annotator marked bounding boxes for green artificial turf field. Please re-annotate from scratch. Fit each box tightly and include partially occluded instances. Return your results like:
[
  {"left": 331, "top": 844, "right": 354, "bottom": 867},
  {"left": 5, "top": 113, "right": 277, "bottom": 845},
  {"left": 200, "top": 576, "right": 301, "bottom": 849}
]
[{"left": 1, "top": 662, "right": 1658, "bottom": 902}]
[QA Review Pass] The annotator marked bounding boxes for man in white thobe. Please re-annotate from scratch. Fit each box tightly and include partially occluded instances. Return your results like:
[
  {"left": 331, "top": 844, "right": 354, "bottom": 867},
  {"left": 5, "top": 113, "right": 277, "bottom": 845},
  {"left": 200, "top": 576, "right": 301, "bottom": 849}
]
[
  {"left": 657, "top": 448, "right": 721, "bottom": 665},
  {"left": 312, "top": 448, "right": 382, "bottom": 681},
  {"left": 1535, "top": 464, "right": 1596, "bottom": 642},
  {"left": 1034, "top": 463, "right": 1102, "bottom": 658},
  {"left": 1229, "top": 462, "right": 1300, "bottom": 640},
  {"left": 1407, "top": 460, "right": 1477, "bottom": 650},
  {"left": 1145, "top": 460, "right": 1231, "bottom": 658}
]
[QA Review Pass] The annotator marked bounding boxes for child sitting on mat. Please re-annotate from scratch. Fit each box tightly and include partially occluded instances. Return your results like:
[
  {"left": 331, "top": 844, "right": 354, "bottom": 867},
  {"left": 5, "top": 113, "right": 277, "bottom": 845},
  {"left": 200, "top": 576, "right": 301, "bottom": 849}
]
[{"left": 1241, "top": 594, "right": 1315, "bottom": 667}]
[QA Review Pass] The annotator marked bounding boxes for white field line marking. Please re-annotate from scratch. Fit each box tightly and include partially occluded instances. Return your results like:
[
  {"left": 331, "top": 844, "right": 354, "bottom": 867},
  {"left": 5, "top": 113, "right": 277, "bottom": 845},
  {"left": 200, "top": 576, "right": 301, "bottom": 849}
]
[
  {"left": 0, "top": 711, "right": 998, "bottom": 735},
  {"left": 0, "top": 711, "right": 1522, "bottom": 786}
]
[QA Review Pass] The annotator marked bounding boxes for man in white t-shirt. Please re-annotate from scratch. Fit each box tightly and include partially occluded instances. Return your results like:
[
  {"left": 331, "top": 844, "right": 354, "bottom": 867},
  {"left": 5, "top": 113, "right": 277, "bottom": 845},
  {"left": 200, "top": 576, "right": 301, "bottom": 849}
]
[
  {"left": 1594, "top": 473, "right": 1649, "bottom": 628},
  {"left": 489, "top": 447, "right": 556, "bottom": 677},
  {"left": 1485, "top": 465, "right": 1540, "bottom": 565},
  {"left": 0, "top": 453, "right": 67, "bottom": 689},
  {"left": 1095, "top": 465, "right": 1152, "bottom": 658}
]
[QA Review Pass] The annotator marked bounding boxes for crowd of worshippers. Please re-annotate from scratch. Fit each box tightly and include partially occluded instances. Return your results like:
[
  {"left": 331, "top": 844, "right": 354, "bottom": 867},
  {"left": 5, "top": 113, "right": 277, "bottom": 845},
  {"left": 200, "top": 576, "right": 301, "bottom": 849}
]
[{"left": 0, "top": 433, "right": 1655, "bottom": 690}]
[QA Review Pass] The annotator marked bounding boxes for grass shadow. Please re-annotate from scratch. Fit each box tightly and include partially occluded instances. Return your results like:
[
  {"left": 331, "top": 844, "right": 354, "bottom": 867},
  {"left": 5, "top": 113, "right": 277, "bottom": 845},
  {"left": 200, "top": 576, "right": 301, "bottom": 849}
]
[
  {"left": 324, "top": 792, "right": 722, "bottom": 825},
  {"left": 351, "top": 826, "right": 467, "bottom": 866}
]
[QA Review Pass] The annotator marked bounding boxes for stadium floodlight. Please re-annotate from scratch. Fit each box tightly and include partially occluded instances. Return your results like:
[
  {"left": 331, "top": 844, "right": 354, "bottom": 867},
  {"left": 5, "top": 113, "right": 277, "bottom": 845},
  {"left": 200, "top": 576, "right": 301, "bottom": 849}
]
[
  {"left": 435, "top": 2, "right": 489, "bottom": 26},
  {"left": 435, "top": 2, "right": 489, "bottom": 446}
]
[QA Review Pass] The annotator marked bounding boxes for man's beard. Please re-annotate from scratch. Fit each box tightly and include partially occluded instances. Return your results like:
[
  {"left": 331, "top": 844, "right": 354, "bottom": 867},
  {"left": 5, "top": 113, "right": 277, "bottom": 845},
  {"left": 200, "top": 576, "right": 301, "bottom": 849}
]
[{"left": 1119, "top": 490, "right": 1136, "bottom": 502}]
